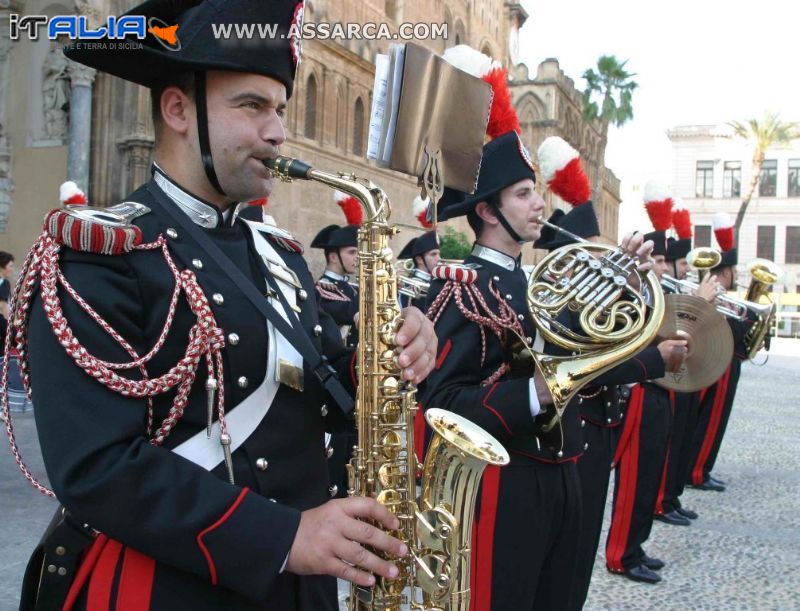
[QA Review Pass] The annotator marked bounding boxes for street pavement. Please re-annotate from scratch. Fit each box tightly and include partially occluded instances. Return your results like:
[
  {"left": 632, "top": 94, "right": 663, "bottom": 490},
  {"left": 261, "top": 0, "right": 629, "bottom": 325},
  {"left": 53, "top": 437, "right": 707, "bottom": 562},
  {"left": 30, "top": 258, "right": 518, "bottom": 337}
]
[{"left": 2, "top": 341, "right": 799, "bottom": 610}]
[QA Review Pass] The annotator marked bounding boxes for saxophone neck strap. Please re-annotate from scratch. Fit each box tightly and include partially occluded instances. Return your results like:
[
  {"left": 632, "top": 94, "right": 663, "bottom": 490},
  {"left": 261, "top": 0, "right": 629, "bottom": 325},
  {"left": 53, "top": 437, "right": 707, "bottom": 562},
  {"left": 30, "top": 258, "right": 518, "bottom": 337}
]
[{"left": 147, "top": 182, "right": 355, "bottom": 413}]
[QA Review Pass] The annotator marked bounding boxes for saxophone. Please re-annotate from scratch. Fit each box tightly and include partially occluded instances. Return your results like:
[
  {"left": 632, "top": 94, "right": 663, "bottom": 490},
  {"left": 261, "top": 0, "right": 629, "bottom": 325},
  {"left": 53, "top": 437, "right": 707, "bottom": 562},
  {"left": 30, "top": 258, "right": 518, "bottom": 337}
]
[{"left": 266, "top": 156, "right": 510, "bottom": 611}]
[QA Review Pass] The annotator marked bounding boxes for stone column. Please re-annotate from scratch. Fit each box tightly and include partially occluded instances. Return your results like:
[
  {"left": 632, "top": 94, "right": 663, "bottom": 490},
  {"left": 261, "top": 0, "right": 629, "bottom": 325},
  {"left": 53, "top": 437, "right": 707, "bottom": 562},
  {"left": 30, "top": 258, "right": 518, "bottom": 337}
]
[
  {"left": 0, "top": 0, "right": 15, "bottom": 232},
  {"left": 66, "top": 60, "right": 96, "bottom": 191}
]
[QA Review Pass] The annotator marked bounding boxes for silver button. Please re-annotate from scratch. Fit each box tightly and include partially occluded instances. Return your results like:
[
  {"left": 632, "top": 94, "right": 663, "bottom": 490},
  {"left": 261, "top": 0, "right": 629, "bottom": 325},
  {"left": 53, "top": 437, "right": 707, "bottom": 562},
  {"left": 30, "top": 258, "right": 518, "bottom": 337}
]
[
  {"left": 584, "top": 442, "right": 589, "bottom": 450},
  {"left": 166, "top": 228, "right": 178, "bottom": 239},
  {"left": 237, "top": 376, "right": 248, "bottom": 389},
  {"left": 55, "top": 546, "right": 66, "bottom": 556},
  {"left": 47, "top": 565, "right": 56, "bottom": 574},
  {"left": 329, "top": 485, "right": 338, "bottom": 497},
  {"left": 518, "top": 314, "right": 525, "bottom": 321},
  {"left": 602, "top": 386, "right": 608, "bottom": 391},
  {"left": 581, "top": 420, "right": 586, "bottom": 427},
  {"left": 320, "top": 404, "right": 328, "bottom": 417},
  {"left": 298, "top": 289, "right": 308, "bottom": 301},
  {"left": 314, "top": 324, "right": 323, "bottom": 336},
  {"left": 268, "top": 498, "right": 277, "bottom": 503},
  {"left": 607, "top": 418, "right": 613, "bottom": 424},
  {"left": 212, "top": 293, "right": 224, "bottom": 305},
  {"left": 228, "top": 333, "right": 240, "bottom": 346},
  {"left": 493, "top": 276, "right": 500, "bottom": 282},
  {"left": 505, "top": 294, "right": 513, "bottom": 300},
  {"left": 326, "top": 446, "right": 334, "bottom": 458},
  {"left": 192, "top": 258, "right": 203, "bottom": 270},
  {"left": 58, "top": 567, "right": 67, "bottom": 576},
  {"left": 526, "top": 336, "right": 533, "bottom": 345},
  {"left": 606, "top": 401, "right": 612, "bottom": 407},
  {"left": 557, "top": 450, "right": 564, "bottom": 458},
  {"left": 255, "top": 458, "right": 269, "bottom": 471},
  {"left": 578, "top": 397, "right": 583, "bottom": 405}
]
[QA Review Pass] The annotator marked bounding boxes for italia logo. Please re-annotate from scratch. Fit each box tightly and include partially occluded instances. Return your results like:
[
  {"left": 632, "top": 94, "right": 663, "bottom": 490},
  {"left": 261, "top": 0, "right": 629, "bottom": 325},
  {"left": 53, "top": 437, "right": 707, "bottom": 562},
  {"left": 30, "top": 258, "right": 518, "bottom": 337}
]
[{"left": 148, "top": 17, "right": 181, "bottom": 51}]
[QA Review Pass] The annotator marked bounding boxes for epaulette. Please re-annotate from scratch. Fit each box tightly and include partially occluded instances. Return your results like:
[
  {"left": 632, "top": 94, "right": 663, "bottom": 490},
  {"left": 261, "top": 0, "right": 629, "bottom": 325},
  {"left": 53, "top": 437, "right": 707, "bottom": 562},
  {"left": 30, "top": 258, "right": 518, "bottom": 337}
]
[
  {"left": 246, "top": 221, "right": 304, "bottom": 254},
  {"left": 432, "top": 263, "right": 480, "bottom": 284},
  {"left": 44, "top": 202, "right": 150, "bottom": 255}
]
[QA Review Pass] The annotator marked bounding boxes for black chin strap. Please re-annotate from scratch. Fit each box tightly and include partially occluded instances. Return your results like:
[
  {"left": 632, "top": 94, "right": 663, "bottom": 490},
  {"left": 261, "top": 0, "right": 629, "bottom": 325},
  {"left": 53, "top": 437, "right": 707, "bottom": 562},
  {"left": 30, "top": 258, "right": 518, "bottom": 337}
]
[
  {"left": 335, "top": 250, "right": 348, "bottom": 276},
  {"left": 490, "top": 203, "right": 525, "bottom": 245},
  {"left": 194, "top": 72, "right": 226, "bottom": 197}
]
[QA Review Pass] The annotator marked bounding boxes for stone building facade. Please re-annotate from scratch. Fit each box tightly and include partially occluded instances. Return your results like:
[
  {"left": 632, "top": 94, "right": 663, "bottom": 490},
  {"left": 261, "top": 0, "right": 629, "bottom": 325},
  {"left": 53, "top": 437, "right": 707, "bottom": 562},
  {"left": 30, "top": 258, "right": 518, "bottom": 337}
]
[
  {"left": 0, "top": 0, "right": 620, "bottom": 277},
  {"left": 667, "top": 124, "right": 800, "bottom": 292}
]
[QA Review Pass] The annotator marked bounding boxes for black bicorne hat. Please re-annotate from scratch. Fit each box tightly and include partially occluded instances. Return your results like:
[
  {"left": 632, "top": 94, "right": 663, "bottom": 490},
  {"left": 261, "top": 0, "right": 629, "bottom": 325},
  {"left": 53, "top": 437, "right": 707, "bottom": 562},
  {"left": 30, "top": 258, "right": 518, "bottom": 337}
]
[
  {"left": 532, "top": 209, "right": 565, "bottom": 250},
  {"left": 717, "top": 248, "right": 738, "bottom": 268},
  {"left": 435, "top": 131, "right": 537, "bottom": 221},
  {"left": 311, "top": 225, "right": 358, "bottom": 250},
  {"left": 64, "top": 0, "right": 305, "bottom": 97},
  {"left": 398, "top": 231, "right": 439, "bottom": 260},
  {"left": 644, "top": 230, "right": 668, "bottom": 258},
  {"left": 666, "top": 237, "right": 692, "bottom": 262},
  {"left": 546, "top": 201, "right": 601, "bottom": 252}
]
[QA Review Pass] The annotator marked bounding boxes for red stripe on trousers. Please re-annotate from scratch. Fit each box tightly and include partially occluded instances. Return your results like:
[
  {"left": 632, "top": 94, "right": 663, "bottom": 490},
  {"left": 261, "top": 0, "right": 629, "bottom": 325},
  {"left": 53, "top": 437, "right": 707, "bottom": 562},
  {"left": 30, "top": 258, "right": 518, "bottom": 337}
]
[
  {"left": 115, "top": 547, "right": 156, "bottom": 611},
  {"left": 691, "top": 365, "right": 732, "bottom": 484},
  {"left": 413, "top": 406, "right": 426, "bottom": 466},
  {"left": 86, "top": 538, "right": 123, "bottom": 611},
  {"left": 606, "top": 385, "right": 644, "bottom": 572},
  {"left": 63, "top": 534, "right": 108, "bottom": 611},
  {"left": 471, "top": 465, "right": 501, "bottom": 611},
  {"left": 654, "top": 391, "right": 676, "bottom": 514}
]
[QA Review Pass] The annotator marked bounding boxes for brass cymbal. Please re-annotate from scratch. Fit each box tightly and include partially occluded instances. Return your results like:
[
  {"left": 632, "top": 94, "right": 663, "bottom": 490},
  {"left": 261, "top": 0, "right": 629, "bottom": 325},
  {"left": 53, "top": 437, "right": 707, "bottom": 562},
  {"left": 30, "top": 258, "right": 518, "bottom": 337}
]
[{"left": 654, "top": 294, "right": 734, "bottom": 392}]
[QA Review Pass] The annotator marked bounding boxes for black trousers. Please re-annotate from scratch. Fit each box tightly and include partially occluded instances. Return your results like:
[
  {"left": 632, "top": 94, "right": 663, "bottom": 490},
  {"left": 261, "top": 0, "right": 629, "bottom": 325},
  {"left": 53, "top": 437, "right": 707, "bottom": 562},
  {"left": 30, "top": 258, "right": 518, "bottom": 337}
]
[
  {"left": 606, "top": 384, "right": 671, "bottom": 572},
  {"left": 471, "top": 460, "right": 582, "bottom": 611},
  {"left": 687, "top": 359, "right": 741, "bottom": 485},
  {"left": 656, "top": 390, "right": 700, "bottom": 514},
  {"left": 568, "top": 423, "right": 620, "bottom": 610}
]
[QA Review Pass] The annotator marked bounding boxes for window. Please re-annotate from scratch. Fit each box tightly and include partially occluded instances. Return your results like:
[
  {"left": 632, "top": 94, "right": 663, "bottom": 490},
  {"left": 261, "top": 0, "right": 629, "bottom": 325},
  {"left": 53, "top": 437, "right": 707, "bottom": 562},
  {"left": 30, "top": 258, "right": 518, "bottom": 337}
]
[
  {"left": 695, "top": 224, "right": 711, "bottom": 247},
  {"left": 759, "top": 159, "right": 777, "bottom": 197},
  {"left": 789, "top": 159, "right": 800, "bottom": 197},
  {"left": 695, "top": 161, "right": 714, "bottom": 197},
  {"left": 757, "top": 226, "right": 775, "bottom": 260},
  {"left": 352, "top": 98, "right": 365, "bottom": 156},
  {"left": 304, "top": 75, "right": 317, "bottom": 140},
  {"left": 787, "top": 227, "right": 800, "bottom": 264},
  {"left": 723, "top": 161, "right": 741, "bottom": 198}
]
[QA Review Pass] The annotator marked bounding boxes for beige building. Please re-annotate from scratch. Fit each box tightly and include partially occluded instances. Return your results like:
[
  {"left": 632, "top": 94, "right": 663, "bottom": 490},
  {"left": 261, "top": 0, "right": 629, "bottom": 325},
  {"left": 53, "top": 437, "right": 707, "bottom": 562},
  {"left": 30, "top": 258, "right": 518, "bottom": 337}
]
[
  {"left": 0, "top": 0, "right": 620, "bottom": 278},
  {"left": 667, "top": 124, "right": 800, "bottom": 293}
]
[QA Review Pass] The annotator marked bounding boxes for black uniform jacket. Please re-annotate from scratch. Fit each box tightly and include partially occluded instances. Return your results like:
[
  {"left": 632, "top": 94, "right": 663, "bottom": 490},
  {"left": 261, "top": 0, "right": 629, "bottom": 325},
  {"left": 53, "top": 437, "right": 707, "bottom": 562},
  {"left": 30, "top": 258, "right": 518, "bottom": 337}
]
[
  {"left": 316, "top": 272, "right": 358, "bottom": 347},
  {"left": 27, "top": 177, "right": 355, "bottom": 610},
  {"left": 421, "top": 251, "right": 585, "bottom": 464}
]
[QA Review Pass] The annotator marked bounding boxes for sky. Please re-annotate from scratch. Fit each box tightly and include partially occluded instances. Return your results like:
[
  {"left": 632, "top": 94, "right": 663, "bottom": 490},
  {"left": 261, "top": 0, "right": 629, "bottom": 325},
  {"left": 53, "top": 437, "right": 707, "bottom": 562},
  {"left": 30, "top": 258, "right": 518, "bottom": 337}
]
[{"left": 517, "top": 0, "right": 800, "bottom": 236}]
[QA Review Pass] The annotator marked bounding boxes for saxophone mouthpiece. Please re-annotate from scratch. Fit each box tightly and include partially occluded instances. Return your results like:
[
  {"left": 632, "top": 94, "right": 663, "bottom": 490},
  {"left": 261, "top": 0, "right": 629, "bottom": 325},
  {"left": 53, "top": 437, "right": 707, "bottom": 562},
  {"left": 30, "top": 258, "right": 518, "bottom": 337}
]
[{"left": 264, "top": 156, "right": 313, "bottom": 180}]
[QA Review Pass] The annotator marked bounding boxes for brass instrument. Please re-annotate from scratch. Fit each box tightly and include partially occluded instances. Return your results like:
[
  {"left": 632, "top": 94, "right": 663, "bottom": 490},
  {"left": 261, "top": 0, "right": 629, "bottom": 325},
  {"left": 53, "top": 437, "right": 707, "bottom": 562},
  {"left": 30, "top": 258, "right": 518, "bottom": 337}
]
[
  {"left": 266, "top": 156, "right": 510, "bottom": 611},
  {"left": 395, "top": 259, "right": 432, "bottom": 302},
  {"left": 528, "top": 216, "right": 666, "bottom": 427},
  {"left": 742, "top": 258, "right": 782, "bottom": 359}
]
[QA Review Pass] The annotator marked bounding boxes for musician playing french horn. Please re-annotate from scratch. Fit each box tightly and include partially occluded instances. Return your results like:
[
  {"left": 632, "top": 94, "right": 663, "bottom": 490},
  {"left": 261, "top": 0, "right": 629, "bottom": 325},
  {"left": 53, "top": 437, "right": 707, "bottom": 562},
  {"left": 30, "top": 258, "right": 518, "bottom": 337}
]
[{"left": 419, "top": 46, "right": 665, "bottom": 608}]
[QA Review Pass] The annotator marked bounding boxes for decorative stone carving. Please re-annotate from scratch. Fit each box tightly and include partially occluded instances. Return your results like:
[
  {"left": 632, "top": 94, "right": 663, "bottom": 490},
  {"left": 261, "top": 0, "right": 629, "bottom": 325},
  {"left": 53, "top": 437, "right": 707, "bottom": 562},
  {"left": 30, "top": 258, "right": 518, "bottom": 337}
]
[{"left": 42, "top": 39, "right": 71, "bottom": 140}]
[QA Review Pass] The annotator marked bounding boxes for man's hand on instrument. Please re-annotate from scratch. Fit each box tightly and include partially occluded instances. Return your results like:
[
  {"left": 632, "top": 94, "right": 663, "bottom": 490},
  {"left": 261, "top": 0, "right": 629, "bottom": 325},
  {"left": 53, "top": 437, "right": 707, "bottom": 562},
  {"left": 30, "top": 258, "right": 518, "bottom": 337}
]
[
  {"left": 620, "top": 231, "right": 655, "bottom": 272},
  {"left": 657, "top": 338, "right": 688, "bottom": 372},
  {"left": 694, "top": 274, "right": 721, "bottom": 303},
  {"left": 286, "top": 497, "right": 408, "bottom": 586},
  {"left": 396, "top": 307, "right": 438, "bottom": 384}
]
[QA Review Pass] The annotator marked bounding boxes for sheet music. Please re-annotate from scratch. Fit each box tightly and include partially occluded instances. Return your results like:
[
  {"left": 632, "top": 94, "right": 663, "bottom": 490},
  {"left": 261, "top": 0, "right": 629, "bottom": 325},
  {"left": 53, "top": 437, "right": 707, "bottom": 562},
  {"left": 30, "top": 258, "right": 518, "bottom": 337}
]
[
  {"left": 379, "top": 43, "right": 406, "bottom": 165},
  {"left": 367, "top": 53, "right": 390, "bottom": 160}
]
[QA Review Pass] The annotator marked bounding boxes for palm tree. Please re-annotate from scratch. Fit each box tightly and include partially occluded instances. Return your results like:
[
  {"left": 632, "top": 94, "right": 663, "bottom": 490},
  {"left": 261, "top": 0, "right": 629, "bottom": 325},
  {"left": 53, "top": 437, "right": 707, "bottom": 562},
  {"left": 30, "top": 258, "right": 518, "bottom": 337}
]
[
  {"left": 581, "top": 55, "right": 638, "bottom": 128},
  {"left": 729, "top": 113, "right": 798, "bottom": 240}
]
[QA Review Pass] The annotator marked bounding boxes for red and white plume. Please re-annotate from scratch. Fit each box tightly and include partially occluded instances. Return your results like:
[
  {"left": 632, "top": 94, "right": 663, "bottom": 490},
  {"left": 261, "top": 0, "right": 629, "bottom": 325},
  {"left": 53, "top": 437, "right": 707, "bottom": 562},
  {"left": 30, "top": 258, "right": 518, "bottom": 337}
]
[
  {"left": 671, "top": 197, "right": 692, "bottom": 239},
  {"left": 413, "top": 195, "right": 433, "bottom": 228},
  {"left": 643, "top": 179, "right": 673, "bottom": 231},
  {"left": 334, "top": 190, "right": 363, "bottom": 226},
  {"left": 59, "top": 181, "right": 87, "bottom": 206},
  {"left": 442, "top": 45, "right": 520, "bottom": 139},
  {"left": 713, "top": 212, "right": 735, "bottom": 252},
  {"left": 248, "top": 197, "right": 268, "bottom": 207},
  {"left": 536, "top": 136, "right": 591, "bottom": 205}
]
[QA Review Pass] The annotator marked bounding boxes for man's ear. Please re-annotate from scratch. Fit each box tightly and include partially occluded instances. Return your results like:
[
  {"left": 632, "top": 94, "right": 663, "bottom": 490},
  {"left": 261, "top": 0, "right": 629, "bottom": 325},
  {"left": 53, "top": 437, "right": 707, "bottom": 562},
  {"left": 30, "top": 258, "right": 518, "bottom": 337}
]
[
  {"left": 160, "top": 86, "right": 193, "bottom": 135},
  {"left": 475, "top": 201, "right": 498, "bottom": 226}
]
